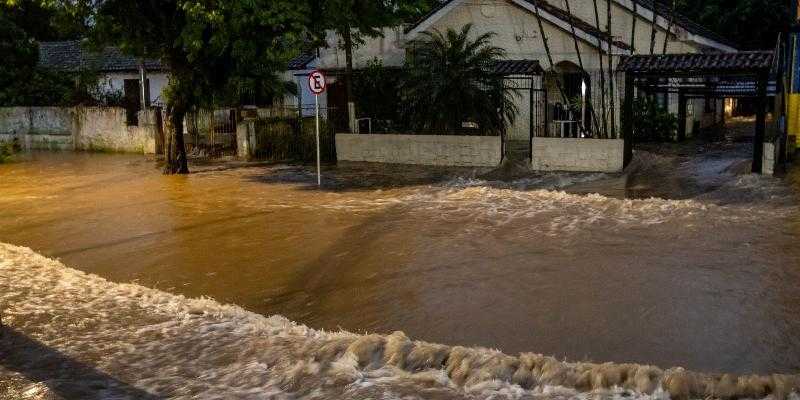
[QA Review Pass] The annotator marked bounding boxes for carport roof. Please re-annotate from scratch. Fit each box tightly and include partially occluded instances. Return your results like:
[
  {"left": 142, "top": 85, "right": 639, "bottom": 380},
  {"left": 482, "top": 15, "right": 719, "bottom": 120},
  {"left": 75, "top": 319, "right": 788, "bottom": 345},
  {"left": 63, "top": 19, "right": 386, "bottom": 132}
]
[
  {"left": 493, "top": 60, "right": 543, "bottom": 75},
  {"left": 618, "top": 51, "right": 774, "bottom": 76}
]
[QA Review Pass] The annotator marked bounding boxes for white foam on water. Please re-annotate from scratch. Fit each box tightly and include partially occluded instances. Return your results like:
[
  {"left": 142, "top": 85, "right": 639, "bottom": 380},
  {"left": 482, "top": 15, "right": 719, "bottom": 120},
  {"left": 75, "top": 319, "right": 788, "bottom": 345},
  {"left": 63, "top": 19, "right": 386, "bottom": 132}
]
[{"left": 2, "top": 244, "right": 799, "bottom": 400}]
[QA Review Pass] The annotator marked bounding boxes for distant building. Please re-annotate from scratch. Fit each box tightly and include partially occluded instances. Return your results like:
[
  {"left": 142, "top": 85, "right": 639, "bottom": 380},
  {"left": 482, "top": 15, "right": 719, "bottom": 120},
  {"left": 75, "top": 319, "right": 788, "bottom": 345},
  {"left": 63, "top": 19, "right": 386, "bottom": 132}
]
[{"left": 38, "top": 41, "right": 168, "bottom": 109}]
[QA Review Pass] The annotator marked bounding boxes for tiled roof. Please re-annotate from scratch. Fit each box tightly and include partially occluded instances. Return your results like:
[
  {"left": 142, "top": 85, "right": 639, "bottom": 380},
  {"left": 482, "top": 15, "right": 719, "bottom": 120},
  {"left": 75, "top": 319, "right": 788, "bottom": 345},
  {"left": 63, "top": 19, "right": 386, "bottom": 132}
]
[
  {"left": 406, "top": 0, "right": 732, "bottom": 51},
  {"left": 617, "top": 51, "right": 774, "bottom": 74},
  {"left": 38, "top": 41, "right": 163, "bottom": 72},
  {"left": 40, "top": 41, "right": 318, "bottom": 73},
  {"left": 493, "top": 59, "right": 543, "bottom": 75},
  {"left": 287, "top": 53, "right": 317, "bottom": 70}
]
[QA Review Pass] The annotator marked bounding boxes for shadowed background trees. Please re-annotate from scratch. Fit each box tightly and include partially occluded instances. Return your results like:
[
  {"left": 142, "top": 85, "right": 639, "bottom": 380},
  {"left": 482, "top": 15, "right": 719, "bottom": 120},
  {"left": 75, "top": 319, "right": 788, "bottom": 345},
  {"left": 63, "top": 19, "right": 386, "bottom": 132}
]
[{"left": 675, "top": 0, "right": 793, "bottom": 50}]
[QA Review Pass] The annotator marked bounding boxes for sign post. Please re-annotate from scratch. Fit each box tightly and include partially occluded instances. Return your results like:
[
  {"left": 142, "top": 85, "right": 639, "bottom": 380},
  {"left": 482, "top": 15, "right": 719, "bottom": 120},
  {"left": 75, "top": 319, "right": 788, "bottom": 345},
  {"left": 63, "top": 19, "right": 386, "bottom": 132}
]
[{"left": 308, "top": 70, "right": 327, "bottom": 187}]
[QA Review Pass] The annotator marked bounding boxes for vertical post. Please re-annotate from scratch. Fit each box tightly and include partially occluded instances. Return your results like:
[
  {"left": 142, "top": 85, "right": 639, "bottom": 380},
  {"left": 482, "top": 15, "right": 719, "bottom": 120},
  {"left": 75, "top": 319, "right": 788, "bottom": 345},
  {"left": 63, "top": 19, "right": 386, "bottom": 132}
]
[
  {"left": 529, "top": 80, "right": 534, "bottom": 160},
  {"left": 623, "top": 74, "right": 635, "bottom": 167},
  {"left": 315, "top": 93, "right": 321, "bottom": 187},
  {"left": 139, "top": 63, "right": 148, "bottom": 110},
  {"left": 542, "top": 89, "right": 548, "bottom": 137},
  {"left": 677, "top": 91, "right": 687, "bottom": 141},
  {"left": 753, "top": 72, "right": 768, "bottom": 173}
]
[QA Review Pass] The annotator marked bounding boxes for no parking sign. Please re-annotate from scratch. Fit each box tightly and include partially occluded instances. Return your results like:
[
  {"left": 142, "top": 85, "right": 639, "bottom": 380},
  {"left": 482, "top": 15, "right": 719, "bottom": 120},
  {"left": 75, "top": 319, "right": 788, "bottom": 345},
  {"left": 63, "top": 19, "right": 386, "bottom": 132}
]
[
  {"left": 308, "top": 70, "right": 327, "bottom": 95},
  {"left": 308, "top": 70, "right": 327, "bottom": 187}
]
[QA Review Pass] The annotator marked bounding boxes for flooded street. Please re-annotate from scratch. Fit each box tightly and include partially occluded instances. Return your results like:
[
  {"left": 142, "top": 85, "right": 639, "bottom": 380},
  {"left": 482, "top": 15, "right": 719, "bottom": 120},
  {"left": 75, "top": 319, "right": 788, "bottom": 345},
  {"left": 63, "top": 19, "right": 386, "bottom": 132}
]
[{"left": 2, "top": 127, "right": 800, "bottom": 398}]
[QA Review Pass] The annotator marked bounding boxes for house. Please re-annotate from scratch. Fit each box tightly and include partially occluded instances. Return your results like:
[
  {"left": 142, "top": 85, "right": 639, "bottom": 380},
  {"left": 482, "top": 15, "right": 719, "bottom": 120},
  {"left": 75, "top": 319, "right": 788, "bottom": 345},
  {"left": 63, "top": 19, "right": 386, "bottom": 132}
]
[
  {"left": 407, "top": 0, "right": 736, "bottom": 140},
  {"left": 296, "top": 0, "right": 736, "bottom": 143},
  {"left": 38, "top": 41, "right": 168, "bottom": 112}
]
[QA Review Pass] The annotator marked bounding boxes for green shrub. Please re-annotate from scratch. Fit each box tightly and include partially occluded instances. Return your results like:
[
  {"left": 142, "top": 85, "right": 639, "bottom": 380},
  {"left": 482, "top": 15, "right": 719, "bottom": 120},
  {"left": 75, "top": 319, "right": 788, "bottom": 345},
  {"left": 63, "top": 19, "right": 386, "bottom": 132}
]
[
  {"left": 0, "top": 141, "right": 19, "bottom": 163},
  {"left": 631, "top": 96, "right": 678, "bottom": 142}
]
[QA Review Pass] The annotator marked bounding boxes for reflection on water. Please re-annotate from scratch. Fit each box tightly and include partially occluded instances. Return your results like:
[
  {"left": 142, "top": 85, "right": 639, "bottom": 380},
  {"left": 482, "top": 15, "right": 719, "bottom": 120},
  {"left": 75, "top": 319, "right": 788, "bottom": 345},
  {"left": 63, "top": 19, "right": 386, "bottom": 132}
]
[{"left": 1, "top": 149, "right": 800, "bottom": 376}]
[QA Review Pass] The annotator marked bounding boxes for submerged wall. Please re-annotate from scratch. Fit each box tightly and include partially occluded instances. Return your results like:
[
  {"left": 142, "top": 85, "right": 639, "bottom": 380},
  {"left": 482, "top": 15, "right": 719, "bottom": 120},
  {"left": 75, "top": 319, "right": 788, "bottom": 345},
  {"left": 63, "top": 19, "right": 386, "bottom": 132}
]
[
  {"left": 0, "top": 107, "right": 156, "bottom": 154},
  {"left": 336, "top": 133, "right": 502, "bottom": 167},
  {"left": 532, "top": 138, "right": 625, "bottom": 173}
]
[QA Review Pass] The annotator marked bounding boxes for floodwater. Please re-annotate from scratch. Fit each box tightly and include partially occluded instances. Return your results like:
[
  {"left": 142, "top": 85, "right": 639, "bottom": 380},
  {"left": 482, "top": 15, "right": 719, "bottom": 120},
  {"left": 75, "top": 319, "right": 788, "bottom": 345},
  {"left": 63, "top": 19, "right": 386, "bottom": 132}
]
[{"left": 2, "top": 125, "right": 800, "bottom": 398}]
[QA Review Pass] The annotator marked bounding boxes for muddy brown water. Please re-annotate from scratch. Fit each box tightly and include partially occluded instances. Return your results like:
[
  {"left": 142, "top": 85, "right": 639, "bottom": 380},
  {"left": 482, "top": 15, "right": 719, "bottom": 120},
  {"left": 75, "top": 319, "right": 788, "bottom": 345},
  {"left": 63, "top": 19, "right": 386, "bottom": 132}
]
[{"left": 1, "top": 146, "right": 799, "bottom": 376}]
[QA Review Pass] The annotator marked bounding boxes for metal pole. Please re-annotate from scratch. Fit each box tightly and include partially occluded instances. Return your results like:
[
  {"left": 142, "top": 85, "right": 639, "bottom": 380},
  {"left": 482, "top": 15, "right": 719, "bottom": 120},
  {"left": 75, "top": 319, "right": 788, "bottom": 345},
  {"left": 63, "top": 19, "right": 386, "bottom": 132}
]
[{"left": 315, "top": 93, "right": 321, "bottom": 186}]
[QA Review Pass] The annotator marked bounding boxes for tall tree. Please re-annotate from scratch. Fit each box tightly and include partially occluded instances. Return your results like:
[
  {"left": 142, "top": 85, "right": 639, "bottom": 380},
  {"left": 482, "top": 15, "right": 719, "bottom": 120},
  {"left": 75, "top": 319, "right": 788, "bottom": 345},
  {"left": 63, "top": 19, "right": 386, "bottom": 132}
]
[
  {"left": 592, "top": 0, "right": 609, "bottom": 137},
  {"left": 662, "top": 0, "right": 677, "bottom": 54},
  {"left": 1, "top": 0, "right": 93, "bottom": 41},
  {"left": 606, "top": 0, "right": 616, "bottom": 137},
  {"left": 307, "top": 0, "right": 398, "bottom": 133},
  {"left": 94, "top": 0, "right": 308, "bottom": 174}
]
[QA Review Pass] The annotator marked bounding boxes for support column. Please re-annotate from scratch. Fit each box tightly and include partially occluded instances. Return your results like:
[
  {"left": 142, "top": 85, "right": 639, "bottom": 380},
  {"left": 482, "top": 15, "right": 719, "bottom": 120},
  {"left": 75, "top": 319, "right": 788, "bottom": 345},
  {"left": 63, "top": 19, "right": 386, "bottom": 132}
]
[
  {"left": 677, "top": 91, "right": 687, "bottom": 142},
  {"left": 753, "top": 72, "right": 768, "bottom": 173},
  {"left": 622, "top": 74, "right": 635, "bottom": 167}
]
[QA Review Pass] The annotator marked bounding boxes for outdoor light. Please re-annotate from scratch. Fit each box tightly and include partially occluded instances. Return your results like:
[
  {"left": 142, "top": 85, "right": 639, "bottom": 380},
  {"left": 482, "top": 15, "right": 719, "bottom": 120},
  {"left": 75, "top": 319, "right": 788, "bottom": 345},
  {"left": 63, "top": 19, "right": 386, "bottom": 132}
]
[{"left": 581, "top": 79, "right": 587, "bottom": 138}]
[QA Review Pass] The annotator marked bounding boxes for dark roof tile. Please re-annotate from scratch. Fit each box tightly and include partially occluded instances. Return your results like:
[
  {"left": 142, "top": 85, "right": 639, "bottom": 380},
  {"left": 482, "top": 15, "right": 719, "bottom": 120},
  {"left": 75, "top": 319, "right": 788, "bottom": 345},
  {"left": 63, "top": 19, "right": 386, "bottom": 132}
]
[
  {"left": 287, "top": 53, "right": 317, "bottom": 70},
  {"left": 38, "top": 41, "right": 163, "bottom": 72},
  {"left": 617, "top": 51, "right": 773, "bottom": 74},
  {"left": 493, "top": 59, "right": 543, "bottom": 75}
]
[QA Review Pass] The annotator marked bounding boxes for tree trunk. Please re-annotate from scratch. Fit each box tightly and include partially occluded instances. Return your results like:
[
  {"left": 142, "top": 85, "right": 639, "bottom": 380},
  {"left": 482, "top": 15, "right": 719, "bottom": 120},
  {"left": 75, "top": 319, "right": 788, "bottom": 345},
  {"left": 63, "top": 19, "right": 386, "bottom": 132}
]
[
  {"left": 532, "top": 0, "right": 568, "bottom": 105},
  {"left": 564, "top": 0, "right": 599, "bottom": 136},
  {"left": 630, "top": 0, "right": 637, "bottom": 54},
  {"left": 164, "top": 106, "right": 189, "bottom": 174},
  {"left": 343, "top": 26, "right": 356, "bottom": 133},
  {"left": 649, "top": 3, "right": 658, "bottom": 55},
  {"left": 662, "top": 0, "right": 677, "bottom": 54},
  {"left": 607, "top": 0, "right": 616, "bottom": 137},
  {"left": 592, "top": 0, "right": 609, "bottom": 138}
]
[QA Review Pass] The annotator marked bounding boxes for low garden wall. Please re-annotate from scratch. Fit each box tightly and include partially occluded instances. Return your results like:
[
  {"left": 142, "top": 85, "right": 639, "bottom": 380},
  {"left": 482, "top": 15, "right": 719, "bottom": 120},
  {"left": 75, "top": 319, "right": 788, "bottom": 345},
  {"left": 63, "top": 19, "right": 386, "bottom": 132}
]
[
  {"left": 531, "top": 138, "right": 625, "bottom": 173},
  {"left": 0, "top": 107, "right": 157, "bottom": 154},
  {"left": 336, "top": 133, "right": 502, "bottom": 167}
]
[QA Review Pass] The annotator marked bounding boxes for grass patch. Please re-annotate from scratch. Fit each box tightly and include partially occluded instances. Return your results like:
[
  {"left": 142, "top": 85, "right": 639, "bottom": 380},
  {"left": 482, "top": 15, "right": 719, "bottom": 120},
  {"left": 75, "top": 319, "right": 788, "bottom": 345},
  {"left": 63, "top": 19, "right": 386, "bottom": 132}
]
[{"left": 0, "top": 139, "right": 22, "bottom": 163}]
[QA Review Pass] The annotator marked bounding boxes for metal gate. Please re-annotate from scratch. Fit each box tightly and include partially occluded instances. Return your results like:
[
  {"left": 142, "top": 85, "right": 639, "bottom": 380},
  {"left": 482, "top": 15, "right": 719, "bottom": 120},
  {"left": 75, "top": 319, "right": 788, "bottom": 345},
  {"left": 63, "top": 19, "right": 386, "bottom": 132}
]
[
  {"left": 185, "top": 109, "right": 238, "bottom": 157},
  {"left": 503, "top": 77, "right": 547, "bottom": 155}
]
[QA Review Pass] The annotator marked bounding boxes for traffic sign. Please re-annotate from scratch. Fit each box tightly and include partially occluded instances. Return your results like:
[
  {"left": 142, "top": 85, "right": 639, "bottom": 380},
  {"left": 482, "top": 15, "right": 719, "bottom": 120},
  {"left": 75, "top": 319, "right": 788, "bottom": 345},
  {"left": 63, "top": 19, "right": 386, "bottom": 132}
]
[{"left": 308, "top": 70, "right": 327, "bottom": 95}]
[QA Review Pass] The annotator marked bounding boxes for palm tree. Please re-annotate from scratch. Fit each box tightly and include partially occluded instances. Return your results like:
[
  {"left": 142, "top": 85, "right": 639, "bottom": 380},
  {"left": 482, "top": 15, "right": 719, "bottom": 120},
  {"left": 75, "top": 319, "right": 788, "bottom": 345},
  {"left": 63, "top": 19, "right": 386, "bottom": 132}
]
[{"left": 401, "top": 24, "right": 516, "bottom": 135}]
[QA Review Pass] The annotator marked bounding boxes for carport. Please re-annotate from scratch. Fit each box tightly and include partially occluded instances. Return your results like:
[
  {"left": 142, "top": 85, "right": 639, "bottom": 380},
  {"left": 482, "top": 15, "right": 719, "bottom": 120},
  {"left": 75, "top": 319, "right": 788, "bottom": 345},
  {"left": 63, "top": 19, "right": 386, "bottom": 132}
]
[{"left": 618, "top": 51, "right": 779, "bottom": 173}]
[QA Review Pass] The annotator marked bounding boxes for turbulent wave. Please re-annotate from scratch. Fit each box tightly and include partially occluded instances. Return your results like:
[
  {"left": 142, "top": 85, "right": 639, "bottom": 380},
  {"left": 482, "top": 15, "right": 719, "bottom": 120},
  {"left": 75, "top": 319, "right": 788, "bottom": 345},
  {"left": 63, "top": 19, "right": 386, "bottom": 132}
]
[{"left": 2, "top": 243, "right": 799, "bottom": 400}]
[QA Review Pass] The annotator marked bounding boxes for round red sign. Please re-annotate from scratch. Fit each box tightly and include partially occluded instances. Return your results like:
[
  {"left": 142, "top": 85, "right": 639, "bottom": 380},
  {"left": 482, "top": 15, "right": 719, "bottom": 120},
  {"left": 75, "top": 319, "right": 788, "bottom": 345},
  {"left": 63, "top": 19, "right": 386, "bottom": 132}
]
[{"left": 308, "top": 70, "right": 327, "bottom": 95}]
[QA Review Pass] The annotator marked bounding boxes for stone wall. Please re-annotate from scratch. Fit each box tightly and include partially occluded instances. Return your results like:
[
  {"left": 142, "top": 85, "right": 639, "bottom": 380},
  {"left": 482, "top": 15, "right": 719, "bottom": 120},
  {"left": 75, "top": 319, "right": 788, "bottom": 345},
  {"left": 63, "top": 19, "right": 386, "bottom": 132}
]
[
  {"left": 532, "top": 137, "right": 625, "bottom": 173},
  {"left": 0, "top": 107, "right": 156, "bottom": 154},
  {"left": 336, "top": 133, "right": 502, "bottom": 167}
]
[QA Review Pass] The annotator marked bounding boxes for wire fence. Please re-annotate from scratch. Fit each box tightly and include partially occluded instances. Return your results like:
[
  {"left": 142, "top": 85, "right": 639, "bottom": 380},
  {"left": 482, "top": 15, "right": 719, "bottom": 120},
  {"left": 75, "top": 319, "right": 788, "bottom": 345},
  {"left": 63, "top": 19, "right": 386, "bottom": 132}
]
[{"left": 252, "top": 106, "right": 338, "bottom": 163}]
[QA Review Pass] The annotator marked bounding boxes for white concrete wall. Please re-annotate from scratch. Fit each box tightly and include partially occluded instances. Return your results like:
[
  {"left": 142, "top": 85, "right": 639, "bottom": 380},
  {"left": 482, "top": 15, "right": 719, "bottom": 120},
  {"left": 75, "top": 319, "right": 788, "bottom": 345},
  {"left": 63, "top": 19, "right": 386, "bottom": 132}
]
[
  {"left": 0, "top": 107, "right": 74, "bottom": 150},
  {"left": 0, "top": 107, "right": 156, "bottom": 154},
  {"left": 532, "top": 137, "right": 625, "bottom": 172},
  {"left": 74, "top": 108, "right": 155, "bottom": 153},
  {"left": 336, "top": 133, "right": 502, "bottom": 167}
]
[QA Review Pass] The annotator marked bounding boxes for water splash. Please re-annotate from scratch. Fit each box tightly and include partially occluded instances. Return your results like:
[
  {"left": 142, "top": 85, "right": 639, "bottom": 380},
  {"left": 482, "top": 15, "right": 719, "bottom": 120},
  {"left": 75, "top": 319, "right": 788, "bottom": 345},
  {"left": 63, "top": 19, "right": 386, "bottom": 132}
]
[{"left": 2, "top": 244, "right": 799, "bottom": 400}]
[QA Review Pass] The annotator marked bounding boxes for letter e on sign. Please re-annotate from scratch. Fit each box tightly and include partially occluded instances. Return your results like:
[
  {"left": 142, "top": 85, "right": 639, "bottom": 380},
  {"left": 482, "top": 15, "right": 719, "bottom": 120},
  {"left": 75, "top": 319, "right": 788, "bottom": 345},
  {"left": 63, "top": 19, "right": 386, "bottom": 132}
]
[{"left": 308, "top": 70, "right": 327, "bottom": 95}]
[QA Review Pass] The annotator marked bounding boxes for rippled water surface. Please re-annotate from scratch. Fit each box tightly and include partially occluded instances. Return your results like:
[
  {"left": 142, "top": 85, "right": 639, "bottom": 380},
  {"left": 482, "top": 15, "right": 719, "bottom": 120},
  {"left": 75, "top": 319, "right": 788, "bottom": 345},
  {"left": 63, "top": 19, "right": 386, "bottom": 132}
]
[{"left": 1, "top": 138, "right": 800, "bottom": 382}]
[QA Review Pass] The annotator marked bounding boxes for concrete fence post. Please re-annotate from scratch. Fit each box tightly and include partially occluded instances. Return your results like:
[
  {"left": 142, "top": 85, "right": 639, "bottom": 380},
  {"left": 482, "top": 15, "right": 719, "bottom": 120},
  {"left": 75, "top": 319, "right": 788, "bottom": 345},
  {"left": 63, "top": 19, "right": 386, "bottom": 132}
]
[{"left": 236, "top": 121, "right": 251, "bottom": 159}]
